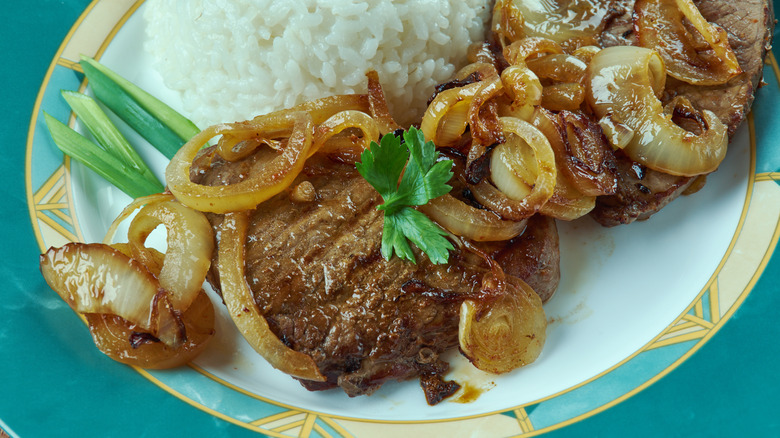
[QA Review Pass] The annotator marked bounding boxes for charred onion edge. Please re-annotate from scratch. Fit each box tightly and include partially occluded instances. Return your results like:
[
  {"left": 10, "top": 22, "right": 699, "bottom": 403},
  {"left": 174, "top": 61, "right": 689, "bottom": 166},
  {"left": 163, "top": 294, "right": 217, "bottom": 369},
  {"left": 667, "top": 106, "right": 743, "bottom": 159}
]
[{"left": 217, "top": 212, "right": 326, "bottom": 382}]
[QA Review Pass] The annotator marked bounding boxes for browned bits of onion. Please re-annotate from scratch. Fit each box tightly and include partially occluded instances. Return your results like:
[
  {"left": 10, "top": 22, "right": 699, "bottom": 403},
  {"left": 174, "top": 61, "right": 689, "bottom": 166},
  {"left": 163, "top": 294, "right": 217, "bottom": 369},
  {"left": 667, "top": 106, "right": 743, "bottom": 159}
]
[
  {"left": 39, "top": 243, "right": 186, "bottom": 349},
  {"left": 635, "top": 0, "right": 742, "bottom": 85},
  {"left": 459, "top": 273, "right": 546, "bottom": 374},
  {"left": 530, "top": 108, "right": 597, "bottom": 220},
  {"left": 217, "top": 212, "right": 326, "bottom": 382},
  {"left": 586, "top": 46, "right": 728, "bottom": 176},
  {"left": 366, "top": 70, "right": 402, "bottom": 133},
  {"left": 555, "top": 110, "right": 618, "bottom": 196},
  {"left": 468, "top": 77, "right": 506, "bottom": 146}
]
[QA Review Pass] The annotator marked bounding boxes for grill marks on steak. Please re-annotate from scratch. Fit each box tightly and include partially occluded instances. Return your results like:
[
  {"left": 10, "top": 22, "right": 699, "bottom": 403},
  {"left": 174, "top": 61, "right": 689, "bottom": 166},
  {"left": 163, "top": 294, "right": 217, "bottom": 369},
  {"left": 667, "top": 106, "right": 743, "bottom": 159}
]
[
  {"left": 192, "top": 150, "right": 559, "bottom": 401},
  {"left": 591, "top": 0, "right": 773, "bottom": 226}
]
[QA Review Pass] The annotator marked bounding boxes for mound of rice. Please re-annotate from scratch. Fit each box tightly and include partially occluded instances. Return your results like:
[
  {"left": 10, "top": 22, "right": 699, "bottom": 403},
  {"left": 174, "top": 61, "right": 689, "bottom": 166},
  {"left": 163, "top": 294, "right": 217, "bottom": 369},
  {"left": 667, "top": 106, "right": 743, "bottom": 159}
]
[{"left": 143, "top": 0, "right": 492, "bottom": 128}]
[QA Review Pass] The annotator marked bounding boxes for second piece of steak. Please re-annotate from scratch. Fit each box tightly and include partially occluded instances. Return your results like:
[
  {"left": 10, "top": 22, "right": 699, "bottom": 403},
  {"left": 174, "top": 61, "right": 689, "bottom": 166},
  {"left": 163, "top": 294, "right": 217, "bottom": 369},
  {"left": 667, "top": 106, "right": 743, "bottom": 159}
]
[{"left": 591, "top": 0, "right": 773, "bottom": 226}]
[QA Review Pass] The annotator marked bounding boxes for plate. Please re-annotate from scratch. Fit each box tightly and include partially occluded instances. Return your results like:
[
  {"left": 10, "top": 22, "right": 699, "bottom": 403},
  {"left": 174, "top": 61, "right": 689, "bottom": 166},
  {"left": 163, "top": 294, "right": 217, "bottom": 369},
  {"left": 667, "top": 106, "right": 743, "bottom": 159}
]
[{"left": 14, "top": 0, "right": 780, "bottom": 436}]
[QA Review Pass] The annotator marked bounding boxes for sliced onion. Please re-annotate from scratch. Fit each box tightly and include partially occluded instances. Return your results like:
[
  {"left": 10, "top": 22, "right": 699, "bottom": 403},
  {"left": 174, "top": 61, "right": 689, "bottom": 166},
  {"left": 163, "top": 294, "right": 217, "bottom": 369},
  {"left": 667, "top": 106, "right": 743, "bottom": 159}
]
[
  {"left": 503, "top": 37, "right": 563, "bottom": 66},
  {"left": 492, "top": 0, "right": 526, "bottom": 49},
  {"left": 40, "top": 243, "right": 185, "bottom": 348},
  {"left": 313, "top": 110, "right": 379, "bottom": 154},
  {"left": 420, "top": 82, "right": 482, "bottom": 143},
  {"left": 468, "top": 77, "right": 506, "bottom": 147},
  {"left": 509, "top": 0, "right": 618, "bottom": 49},
  {"left": 488, "top": 117, "right": 556, "bottom": 217},
  {"left": 459, "top": 274, "right": 546, "bottom": 374},
  {"left": 587, "top": 46, "right": 728, "bottom": 176},
  {"left": 635, "top": 0, "right": 741, "bottom": 85},
  {"left": 126, "top": 200, "right": 214, "bottom": 311},
  {"left": 530, "top": 109, "right": 598, "bottom": 219},
  {"left": 85, "top": 289, "right": 214, "bottom": 369},
  {"left": 217, "top": 212, "right": 326, "bottom": 382},
  {"left": 540, "top": 83, "right": 585, "bottom": 111},
  {"left": 419, "top": 194, "right": 527, "bottom": 241},
  {"left": 526, "top": 54, "right": 588, "bottom": 84},
  {"left": 499, "top": 65, "right": 542, "bottom": 121},
  {"left": 166, "top": 111, "right": 314, "bottom": 213},
  {"left": 103, "top": 193, "right": 174, "bottom": 245},
  {"left": 366, "top": 70, "right": 402, "bottom": 133}
]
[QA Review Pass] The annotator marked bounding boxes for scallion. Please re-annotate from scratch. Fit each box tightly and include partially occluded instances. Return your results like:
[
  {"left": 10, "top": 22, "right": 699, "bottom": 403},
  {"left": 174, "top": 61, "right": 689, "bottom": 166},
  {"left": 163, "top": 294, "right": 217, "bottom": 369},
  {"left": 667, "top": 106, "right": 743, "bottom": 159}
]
[
  {"left": 43, "top": 112, "right": 164, "bottom": 199},
  {"left": 80, "top": 56, "right": 200, "bottom": 159}
]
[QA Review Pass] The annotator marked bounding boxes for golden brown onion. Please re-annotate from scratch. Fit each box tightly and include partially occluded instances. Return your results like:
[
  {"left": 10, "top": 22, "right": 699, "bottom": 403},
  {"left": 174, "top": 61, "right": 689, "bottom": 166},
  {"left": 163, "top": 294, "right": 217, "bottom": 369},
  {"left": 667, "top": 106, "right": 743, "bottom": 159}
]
[
  {"left": 587, "top": 46, "right": 728, "bottom": 176},
  {"left": 313, "top": 110, "right": 380, "bottom": 154},
  {"left": 126, "top": 200, "right": 215, "bottom": 311},
  {"left": 506, "top": 0, "right": 618, "bottom": 50},
  {"left": 419, "top": 194, "right": 527, "bottom": 241},
  {"left": 420, "top": 82, "right": 482, "bottom": 144},
  {"left": 635, "top": 0, "right": 741, "bottom": 85},
  {"left": 366, "top": 70, "right": 402, "bottom": 133},
  {"left": 40, "top": 243, "right": 185, "bottom": 348},
  {"left": 84, "top": 290, "right": 214, "bottom": 369},
  {"left": 166, "top": 111, "right": 314, "bottom": 213},
  {"left": 488, "top": 117, "right": 556, "bottom": 217},
  {"left": 217, "top": 212, "right": 326, "bottom": 382},
  {"left": 459, "top": 275, "right": 546, "bottom": 374}
]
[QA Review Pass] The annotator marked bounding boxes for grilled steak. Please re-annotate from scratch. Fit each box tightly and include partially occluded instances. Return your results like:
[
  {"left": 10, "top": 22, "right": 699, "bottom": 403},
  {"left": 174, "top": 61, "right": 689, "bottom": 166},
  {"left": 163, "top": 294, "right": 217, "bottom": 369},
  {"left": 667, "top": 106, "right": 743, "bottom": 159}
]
[
  {"left": 192, "top": 151, "right": 559, "bottom": 402},
  {"left": 591, "top": 0, "right": 773, "bottom": 226}
]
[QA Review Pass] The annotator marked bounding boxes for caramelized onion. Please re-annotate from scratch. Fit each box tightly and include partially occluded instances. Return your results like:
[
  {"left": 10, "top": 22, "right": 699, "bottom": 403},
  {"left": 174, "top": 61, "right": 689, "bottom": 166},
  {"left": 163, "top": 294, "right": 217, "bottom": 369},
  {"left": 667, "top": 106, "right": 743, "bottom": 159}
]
[
  {"left": 468, "top": 77, "right": 506, "bottom": 146},
  {"left": 366, "top": 70, "right": 402, "bottom": 133},
  {"left": 508, "top": 0, "right": 618, "bottom": 49},
  {"left": 40, "top": 243, "right": 185, "bottom": 348},
  {"left": 420, "top": 82, "right": 482, "bottom": 144},
  {"left": 419, "top": 194, "right": 527, "bottom": 241},
  {"left": 459, "top": 274, "right": 546, "bottom": 374},
  {"left": 84, "top": 290, "right": 214, "bottom": 369},
  {"left": 530, "top": 109, "right": 597, "bottom": 220},
  {"left": 499, "top": 65, "right": 542, "bottom": 121},
  {"left": 587, "top": 46, "right": 728, "bottom": 176},
  {"left": 313, "top": 110, "right": 380, "bottom": 154},
  {"left": 635, "top": 0, "right": 741, "bottom": 85},
  {"left": 217, "top": 212, "right": 326, "bottom": 382},
  {"left": 492, "top": 0, "right": 526, "bottom": 49},
  {"left": 166, "top": 111, "right": 314, "bottom": 213},
  {"left": 126, "top": 200, "right": 214, "bottom": 311},
  {"left": 488, "top": 117, "right": 556, "bottom": 217}
]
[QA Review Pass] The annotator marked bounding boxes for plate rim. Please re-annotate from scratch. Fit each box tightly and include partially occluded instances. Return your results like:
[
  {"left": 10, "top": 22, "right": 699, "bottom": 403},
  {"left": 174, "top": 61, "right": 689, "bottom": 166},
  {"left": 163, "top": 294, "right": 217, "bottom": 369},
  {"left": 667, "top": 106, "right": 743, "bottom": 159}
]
[{"left": 24, "top": 0, "right": 780, "bottom": 435}]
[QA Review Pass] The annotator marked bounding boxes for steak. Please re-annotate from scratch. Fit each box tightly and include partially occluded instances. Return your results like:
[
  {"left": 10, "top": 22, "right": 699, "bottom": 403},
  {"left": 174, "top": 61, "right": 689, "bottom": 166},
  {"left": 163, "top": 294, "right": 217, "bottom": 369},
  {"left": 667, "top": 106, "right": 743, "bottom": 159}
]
[
  {"left": 590, "top": 0, "right": 773, "bottom": 226},
  {"left": 192, "top": 150, "right": 559, "bottom": 402}
]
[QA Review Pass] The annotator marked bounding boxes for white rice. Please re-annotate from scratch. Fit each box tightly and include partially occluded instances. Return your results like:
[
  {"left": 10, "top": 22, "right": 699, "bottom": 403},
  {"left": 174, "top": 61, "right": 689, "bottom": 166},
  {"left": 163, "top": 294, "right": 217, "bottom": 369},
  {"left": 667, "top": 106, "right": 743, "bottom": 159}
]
[{"left": 143, "top": 0, "right": 492, "bottom": 128}]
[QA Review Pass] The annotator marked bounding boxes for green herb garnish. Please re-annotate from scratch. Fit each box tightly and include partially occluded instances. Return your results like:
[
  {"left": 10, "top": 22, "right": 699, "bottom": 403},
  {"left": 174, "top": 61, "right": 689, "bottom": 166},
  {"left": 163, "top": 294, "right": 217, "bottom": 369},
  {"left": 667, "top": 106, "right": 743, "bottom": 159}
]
[{"left": 356, "top": 127, "right": 455, "bottom": 264}]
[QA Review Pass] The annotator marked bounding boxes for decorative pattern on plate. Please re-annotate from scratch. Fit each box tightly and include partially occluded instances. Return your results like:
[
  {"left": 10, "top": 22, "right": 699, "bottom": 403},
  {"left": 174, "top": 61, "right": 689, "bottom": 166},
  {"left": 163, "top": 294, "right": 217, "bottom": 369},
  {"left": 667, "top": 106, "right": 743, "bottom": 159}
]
[{"left": 25, "top": 1, "right": 780, "bottom": 436}]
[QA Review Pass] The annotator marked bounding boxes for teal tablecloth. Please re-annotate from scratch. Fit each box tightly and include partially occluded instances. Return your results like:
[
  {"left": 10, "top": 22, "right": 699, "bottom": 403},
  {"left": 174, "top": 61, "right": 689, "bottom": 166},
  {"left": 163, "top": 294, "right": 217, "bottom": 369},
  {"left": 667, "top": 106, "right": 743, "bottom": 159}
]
[{"left": 1, "top": 1, "right": 778, "bottom": 436}]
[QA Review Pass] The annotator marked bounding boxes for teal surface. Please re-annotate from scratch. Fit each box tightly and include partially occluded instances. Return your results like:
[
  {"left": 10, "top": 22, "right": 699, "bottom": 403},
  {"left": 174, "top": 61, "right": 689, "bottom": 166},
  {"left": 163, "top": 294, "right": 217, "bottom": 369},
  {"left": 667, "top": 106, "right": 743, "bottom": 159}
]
[{"left": 1, "top": 1, "right": 778, "bottom": 437}]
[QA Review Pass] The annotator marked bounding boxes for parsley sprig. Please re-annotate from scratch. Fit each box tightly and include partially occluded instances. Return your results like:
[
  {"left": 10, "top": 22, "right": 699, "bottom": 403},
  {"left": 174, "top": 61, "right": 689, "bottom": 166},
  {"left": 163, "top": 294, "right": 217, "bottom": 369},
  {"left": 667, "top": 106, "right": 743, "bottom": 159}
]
[{"left": 356, "top": 127, "right": 455, "bottom": 264}]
